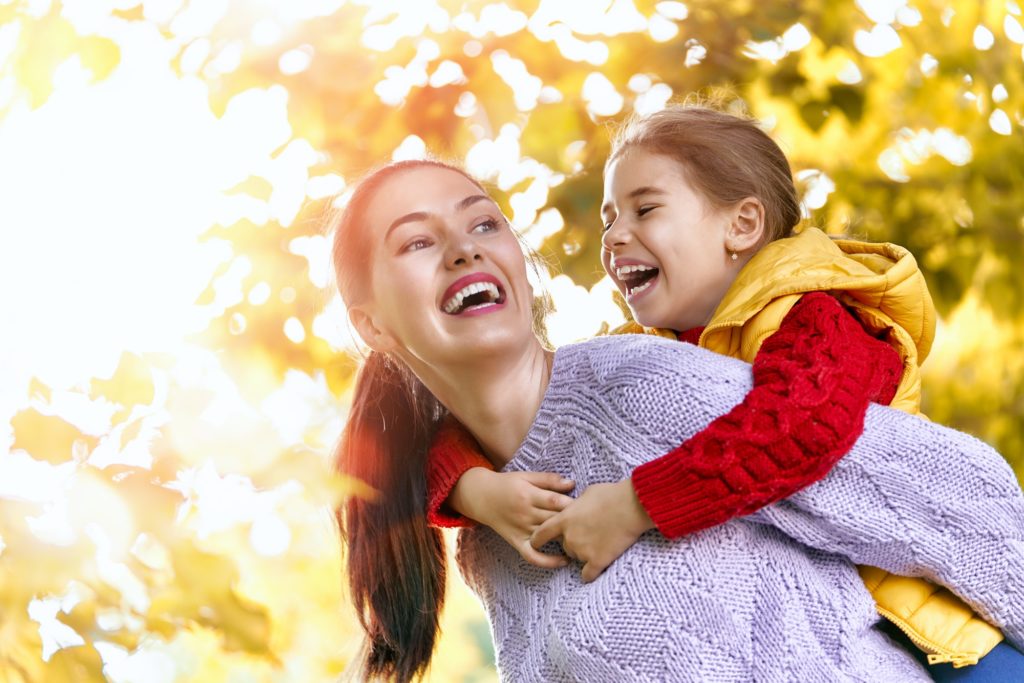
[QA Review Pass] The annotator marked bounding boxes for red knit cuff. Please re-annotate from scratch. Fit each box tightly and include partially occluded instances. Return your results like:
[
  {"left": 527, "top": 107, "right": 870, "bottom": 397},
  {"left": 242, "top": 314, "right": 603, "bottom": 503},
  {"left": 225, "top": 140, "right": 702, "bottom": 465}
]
[
  {"left": 631, "top": 454, "right": 735, "bottom": 539},
  {"left": 425, "top": 419, "right": 494, "bottom": 528}
]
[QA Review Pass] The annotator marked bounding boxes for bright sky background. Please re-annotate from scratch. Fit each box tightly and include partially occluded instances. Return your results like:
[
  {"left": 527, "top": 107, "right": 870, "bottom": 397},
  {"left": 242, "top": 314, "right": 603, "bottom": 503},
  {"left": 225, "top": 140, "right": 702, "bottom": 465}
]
[{"left": 1, "top": 0, "right": 1020, "bottom": 677}]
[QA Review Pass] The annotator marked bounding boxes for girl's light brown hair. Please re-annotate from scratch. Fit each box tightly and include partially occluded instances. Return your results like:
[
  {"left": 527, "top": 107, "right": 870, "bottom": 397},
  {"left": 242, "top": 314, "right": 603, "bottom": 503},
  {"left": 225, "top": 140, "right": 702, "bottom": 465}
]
[{"left": 607, "top": 101, "right": 801, "bottom": 244}]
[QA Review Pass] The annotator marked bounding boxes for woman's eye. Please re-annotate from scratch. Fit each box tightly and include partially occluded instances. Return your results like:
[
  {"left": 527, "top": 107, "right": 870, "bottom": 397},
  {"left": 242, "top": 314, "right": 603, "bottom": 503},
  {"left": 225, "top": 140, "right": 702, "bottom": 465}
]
[
  {"left": 472, "top": 218, "right": 499, "bottom": 233},
  {"left": 402, "top": 238, "right": 431, "bottom": 253}
]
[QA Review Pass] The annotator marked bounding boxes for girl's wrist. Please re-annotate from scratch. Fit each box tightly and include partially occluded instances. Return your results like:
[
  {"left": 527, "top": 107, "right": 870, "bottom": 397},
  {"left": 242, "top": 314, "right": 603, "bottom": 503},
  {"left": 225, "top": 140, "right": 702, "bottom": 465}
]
[
  {"left": 617, "top": 478, "right": 655, "bottom": 535},
  {"left": 449, "top": 467, "right": 493, "bottom": 521}
]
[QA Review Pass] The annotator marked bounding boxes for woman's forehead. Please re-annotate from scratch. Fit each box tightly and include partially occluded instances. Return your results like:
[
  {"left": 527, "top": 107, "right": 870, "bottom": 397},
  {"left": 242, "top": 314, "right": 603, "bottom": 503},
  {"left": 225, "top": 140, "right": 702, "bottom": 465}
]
[{"left": 367, "top": 165, "right": 486, "bottom": 224}]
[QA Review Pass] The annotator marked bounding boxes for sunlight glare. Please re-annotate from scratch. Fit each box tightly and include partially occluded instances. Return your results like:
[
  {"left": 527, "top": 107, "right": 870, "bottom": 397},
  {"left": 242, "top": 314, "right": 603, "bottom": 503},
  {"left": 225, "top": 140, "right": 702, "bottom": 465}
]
[
  {"left": 877, "top": 127, "right": 972, "bottom": 181},
  {"left": 973, "top": 25, "right": 995, "bottom": 51},
  {"left": 28, "top": 594, "right": 86, "bottom": 661},
  {"left": 544, "top": 275, "right": 626, "bottom": 347},
  {"left": 582, "top": 72, "right": 623, "bottom": 117},
  {"left": 989, "top": 108, "right": 1012, "bottom": 135},
  {"left": 0, "top": 22, "right": 295, "bottom": 391},
  {"left": 1007, "top": 15, "right": 1024, "bottom": 44},
  {"left": 655, "top": 2, "right": 688, "bottom": 20},
  {"left": 648, "top": 14, "right": 678, "bottom": 42},
  {"left": 796, "top": 169, "right": 836, "bottom": 216},
  {"left": 854, "top": 23, "right": 901, "bottom": 57},
  {"left": 855, "top": 0, "right": 906, "bottom": 25},
  {"left": 491, "top": 50, "right": 544, "bottom": 111},
  {"left": 95, "top": 640, "right": 177, "bottom": 683}
]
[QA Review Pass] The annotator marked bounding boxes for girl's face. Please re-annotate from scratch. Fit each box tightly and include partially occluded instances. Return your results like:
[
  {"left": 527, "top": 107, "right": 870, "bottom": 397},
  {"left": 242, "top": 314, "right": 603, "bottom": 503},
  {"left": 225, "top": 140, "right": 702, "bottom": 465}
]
[
  {"left": 601, "top": 148, "right": 740, "bottom": 332},
  {"left": 349, "top": 165, "right": 536, "bottom": 368}
]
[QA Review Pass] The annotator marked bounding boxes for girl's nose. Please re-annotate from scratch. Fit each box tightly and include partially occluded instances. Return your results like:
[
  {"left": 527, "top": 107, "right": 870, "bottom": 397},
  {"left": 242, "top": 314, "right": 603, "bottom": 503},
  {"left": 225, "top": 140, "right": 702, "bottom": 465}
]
[{"left": 602, "top": 220, "right": 629, "bottom": 251}]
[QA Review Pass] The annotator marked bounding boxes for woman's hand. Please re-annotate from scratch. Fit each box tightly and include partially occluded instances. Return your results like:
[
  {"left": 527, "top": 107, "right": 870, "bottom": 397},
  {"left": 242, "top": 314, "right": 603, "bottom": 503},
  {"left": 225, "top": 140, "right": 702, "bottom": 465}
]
[
  {"left": 449, "top": 467, "right": 576, "bottom": 568},
  {"left": 530, "top": 478, "right": 655, "bottom": 582}
]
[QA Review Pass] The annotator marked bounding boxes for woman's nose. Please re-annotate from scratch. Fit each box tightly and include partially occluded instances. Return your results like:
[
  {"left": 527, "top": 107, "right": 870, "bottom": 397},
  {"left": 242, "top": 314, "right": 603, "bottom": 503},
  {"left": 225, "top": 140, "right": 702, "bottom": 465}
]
[{"left": 446, "top": 237, "right": 483, "bottom": 268}]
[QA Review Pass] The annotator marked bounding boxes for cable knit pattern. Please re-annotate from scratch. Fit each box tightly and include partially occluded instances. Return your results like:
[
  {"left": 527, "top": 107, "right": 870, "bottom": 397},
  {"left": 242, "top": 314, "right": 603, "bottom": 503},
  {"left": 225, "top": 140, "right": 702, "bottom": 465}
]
[
  {"left": 456, "top": 335, "right": 1024, "bottom": 682},
  {"left": 634, "top": 292, "right": 904, "bottom": 538}
]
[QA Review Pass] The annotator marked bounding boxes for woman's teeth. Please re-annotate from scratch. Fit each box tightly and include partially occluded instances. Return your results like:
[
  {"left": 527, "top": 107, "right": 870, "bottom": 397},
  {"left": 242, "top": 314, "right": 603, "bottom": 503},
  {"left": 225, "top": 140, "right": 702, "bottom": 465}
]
[{"left": 443, "top": 281, "right": 501, "bottom": 314}]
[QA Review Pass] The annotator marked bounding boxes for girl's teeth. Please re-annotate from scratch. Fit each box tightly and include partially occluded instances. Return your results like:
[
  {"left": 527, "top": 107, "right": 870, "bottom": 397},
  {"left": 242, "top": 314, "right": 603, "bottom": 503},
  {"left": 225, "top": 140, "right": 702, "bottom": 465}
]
[
  {"left": 616, "top": 264, "right": 655, "bottom": 277},
  {"left": 628, "top": 279, "right": 654, "bottom": 297}
]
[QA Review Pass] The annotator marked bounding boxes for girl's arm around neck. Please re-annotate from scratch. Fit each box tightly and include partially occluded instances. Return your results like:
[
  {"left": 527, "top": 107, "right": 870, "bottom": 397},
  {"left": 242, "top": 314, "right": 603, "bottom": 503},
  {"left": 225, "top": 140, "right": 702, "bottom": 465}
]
[{"left": 631, "top": 292, "right": 903, "bottom": 538}]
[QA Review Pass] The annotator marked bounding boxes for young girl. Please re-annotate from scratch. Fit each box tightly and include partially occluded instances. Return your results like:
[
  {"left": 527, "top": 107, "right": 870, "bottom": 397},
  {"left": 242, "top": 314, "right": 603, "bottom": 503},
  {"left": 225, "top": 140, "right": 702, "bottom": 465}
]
[
  {"left": 331, "top": 158, "right": 1024, "bottom": 682},
  {"left": 424, "top": 105, "right": 1023, "bottom": 676}
]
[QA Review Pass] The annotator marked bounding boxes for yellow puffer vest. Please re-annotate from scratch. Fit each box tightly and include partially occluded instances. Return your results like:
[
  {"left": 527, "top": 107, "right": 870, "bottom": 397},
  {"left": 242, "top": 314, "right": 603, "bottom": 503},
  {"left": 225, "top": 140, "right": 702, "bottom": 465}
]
[{"left": 614, "top": 228, "right": 1002, "bottom": 666}]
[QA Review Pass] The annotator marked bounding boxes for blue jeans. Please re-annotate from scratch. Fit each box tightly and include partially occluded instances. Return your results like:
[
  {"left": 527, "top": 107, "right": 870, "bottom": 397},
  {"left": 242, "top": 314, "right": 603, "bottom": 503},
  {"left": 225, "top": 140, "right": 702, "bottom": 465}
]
[{"left": 880, "top": 620, "right": 1024, "bottom": 682}]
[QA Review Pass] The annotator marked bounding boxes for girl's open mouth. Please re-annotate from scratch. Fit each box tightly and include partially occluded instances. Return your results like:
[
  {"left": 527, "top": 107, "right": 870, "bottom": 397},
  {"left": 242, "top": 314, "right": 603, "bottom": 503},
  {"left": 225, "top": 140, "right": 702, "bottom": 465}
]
[{"left": 615, "top": 264, "right": 659, "bottom": 301}]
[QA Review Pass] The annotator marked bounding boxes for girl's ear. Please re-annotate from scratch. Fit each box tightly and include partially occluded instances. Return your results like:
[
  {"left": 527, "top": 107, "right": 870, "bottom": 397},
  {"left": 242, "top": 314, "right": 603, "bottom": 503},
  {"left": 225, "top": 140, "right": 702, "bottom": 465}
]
[
  {"left": 349, "top": 306, "right": 399, "bottom": 353},
  {"left": 726, "top": 197, "right": 766, "bottom": 252}
]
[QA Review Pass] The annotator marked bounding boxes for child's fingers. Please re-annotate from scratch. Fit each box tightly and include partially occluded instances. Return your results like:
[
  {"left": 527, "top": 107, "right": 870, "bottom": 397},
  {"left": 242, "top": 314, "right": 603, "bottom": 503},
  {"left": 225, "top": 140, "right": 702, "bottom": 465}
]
[
  {"left": 516, "top": 541, "right": 569, "bottom": 569},
  {"left": 531, "top": 515, "right": 564, "bottom": 550},
  {"left": 533, "top": 489, "right": 574, "bottom": 512},
  {"left": 530, "top": 507, "right": 563, "bottom": 527},
  {"left": 520, "top": 471, "right": 575, "bottom": 492},
  {"left": 581, "top": 561, "right": 604, "bottom": 583}
]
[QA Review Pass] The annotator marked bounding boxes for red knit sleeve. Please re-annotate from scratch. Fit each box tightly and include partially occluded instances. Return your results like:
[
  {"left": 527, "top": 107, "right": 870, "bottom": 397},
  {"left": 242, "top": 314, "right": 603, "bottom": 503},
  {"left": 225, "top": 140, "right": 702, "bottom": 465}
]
[
  {"left": 631, "top": 291, "right": 904, "bottom": 539},
  {"left": 425, "top": 417, "right": 493, "bottom": 528}
]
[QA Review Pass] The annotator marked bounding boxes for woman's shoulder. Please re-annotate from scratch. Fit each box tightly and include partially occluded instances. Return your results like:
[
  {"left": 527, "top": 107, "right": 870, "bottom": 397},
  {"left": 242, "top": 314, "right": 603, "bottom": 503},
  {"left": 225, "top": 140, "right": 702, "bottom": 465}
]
[
  {"left": 557, "top": 334, "right": 749, "bottom": 385},
  {"left": 557, "top": 333, "right": 679, "bottom": 372}
]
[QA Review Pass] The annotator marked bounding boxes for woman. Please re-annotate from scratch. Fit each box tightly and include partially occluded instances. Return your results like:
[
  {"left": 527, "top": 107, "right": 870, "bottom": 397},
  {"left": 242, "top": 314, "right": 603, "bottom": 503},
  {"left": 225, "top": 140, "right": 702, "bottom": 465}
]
[{"left": 332, "top": 159, "right": 1024, "bottom": 682}]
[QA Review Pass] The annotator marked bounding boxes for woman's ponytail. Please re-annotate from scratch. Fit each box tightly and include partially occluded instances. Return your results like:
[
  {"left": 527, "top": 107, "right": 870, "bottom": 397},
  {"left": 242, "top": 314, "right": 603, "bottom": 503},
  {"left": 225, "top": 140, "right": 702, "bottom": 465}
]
[
  {"left": 330, "top": 160, "right": 491, "bottom": 680},
  {"left": 336, "top": 350, "right": 447, "bottom": 682}
]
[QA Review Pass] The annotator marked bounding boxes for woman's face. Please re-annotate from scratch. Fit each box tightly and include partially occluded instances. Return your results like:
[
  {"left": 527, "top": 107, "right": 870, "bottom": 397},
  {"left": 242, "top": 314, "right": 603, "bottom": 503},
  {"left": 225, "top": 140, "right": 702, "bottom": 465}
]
[{"left": 350, "top": 165, "right": 536, "bottom": 368}]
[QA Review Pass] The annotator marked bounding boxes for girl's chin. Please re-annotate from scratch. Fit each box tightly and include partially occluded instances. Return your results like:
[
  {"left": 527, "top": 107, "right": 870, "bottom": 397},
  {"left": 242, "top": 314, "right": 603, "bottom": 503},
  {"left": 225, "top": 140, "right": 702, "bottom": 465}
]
[
  {"left": 629, "top": 310, "right": 676, "bottom": 332},
  {"left": 626, "top": 303, "right": 662, "bottom": 330}
]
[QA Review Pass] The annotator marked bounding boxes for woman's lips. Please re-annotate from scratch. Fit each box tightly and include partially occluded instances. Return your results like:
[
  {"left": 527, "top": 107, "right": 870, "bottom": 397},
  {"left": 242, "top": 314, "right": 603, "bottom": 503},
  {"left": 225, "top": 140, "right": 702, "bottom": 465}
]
[{"left": 440, "top": 272, "right": 506, "bottom": 316}]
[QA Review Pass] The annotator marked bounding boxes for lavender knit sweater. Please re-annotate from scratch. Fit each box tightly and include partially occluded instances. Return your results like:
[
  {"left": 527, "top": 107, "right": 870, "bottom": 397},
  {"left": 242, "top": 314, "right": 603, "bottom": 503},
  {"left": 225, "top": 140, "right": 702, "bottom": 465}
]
[{"left": 455, "top": 335, "right": 1024, "bottom": 682}]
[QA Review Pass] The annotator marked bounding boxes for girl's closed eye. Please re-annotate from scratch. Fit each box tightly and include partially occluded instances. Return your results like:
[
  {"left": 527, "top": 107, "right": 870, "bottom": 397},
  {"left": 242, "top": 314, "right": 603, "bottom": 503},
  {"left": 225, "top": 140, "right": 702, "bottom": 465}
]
[{"left": 636, "top": 205, "right": 657, "bottom": 218}]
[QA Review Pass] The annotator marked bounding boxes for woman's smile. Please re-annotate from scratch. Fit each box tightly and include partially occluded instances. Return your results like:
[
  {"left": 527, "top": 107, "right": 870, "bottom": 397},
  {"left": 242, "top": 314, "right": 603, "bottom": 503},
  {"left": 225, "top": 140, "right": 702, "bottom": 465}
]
[{"left": 441, "top": 272, "right": 507, "bottom": 316}]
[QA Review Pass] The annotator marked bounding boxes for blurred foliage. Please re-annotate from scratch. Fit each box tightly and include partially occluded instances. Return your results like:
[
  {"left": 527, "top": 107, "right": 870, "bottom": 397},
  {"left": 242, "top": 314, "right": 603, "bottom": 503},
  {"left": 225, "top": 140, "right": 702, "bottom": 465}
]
[{"left": 0, "top": 0, "right": 1021, "bottom": 681}]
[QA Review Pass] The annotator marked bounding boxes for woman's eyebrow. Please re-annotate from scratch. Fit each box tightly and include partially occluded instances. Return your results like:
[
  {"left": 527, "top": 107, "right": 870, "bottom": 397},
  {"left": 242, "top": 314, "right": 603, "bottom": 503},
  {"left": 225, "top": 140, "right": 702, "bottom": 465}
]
[
  {"left": 456, "top": 194, "right": 491, "bottom": 211},
  {"left": 386, "top": 194, "right": 493, "bottom": 238},
  {"left": 387, "top": 211, "right": 429, "bottom": 237},
  {"left": 601, "top": 186, "right": 666, "bottom": 215}
]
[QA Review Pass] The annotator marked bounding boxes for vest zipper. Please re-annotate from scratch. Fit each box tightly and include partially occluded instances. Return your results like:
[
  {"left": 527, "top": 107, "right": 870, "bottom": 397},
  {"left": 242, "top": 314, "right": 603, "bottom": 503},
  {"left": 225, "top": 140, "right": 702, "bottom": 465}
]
[{"left": 876, "top": 606, "right": 980, "bottom": 668}]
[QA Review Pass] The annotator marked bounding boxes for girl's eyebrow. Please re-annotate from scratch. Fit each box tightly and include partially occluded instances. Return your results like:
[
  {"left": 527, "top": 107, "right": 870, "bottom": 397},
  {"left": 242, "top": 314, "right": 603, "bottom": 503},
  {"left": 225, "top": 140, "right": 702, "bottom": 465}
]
[
  {"left": 385, "top": 194, "right": 492, "bottom": 238},
  {"left": 601, "top": 186, "right": 666, "bottom": 215}
]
